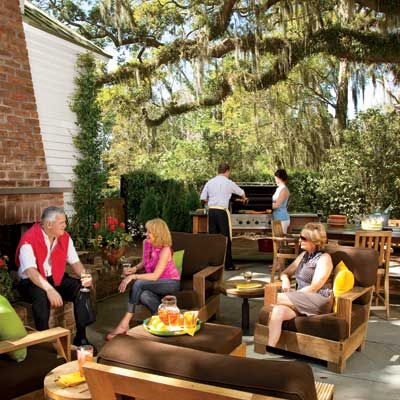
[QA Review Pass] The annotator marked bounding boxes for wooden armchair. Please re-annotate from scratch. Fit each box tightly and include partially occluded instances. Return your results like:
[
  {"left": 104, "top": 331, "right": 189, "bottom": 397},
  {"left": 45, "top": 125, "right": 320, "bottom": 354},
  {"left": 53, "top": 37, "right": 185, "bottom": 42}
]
[
  {"left": 0, "top": 326, "right": 71, "bottom": 362},
  {"left": 135, "top": 232, "right": 227, "bottom": 323},
  {"left": 254, "top": 245, "right": 378, "bottom": 373},
  {"left": 84, "top": 362, "right": 334, "bottom": 400},
  {"left": 0, "top": 327, "right": 70, "bottom": 400},
  {"left": 355, "top": 230, "right": 392, "bottom": 319},
  {"left": 270, "top": 220, "right": 299, "bottom": 282}
]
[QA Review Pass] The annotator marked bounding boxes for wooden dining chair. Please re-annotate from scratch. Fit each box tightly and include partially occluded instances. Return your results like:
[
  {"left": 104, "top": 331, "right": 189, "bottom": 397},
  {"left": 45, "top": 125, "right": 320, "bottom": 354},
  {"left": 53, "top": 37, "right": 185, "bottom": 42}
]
[
  {"left": 270, "top": 220, "right": 299, "bottom": 282},
  {"left": 355, "top": 230, "right": 392, "bottom": 319}
]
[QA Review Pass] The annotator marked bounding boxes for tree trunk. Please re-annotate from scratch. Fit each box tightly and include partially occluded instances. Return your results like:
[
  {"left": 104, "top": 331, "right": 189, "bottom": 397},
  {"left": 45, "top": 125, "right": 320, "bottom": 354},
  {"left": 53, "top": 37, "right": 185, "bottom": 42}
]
[{"left": 334, "top": 59, "right": 349, "bottom": 142}]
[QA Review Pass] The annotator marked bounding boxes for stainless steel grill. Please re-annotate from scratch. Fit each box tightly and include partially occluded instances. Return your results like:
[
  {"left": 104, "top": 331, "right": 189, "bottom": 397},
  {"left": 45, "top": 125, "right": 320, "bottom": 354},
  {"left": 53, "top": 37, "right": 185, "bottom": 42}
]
[{"left": 230, "top": 183, "right": 276, "bottom": 231}]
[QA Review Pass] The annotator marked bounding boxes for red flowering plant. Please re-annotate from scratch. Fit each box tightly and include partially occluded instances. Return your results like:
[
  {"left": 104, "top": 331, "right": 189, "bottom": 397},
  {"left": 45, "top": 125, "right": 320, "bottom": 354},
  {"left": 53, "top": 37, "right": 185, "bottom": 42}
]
[
  {"left": 91, "top": 216, "right": 133, "bottom": 250},
  {"left": 0, "top": 253, "right": 13, "bottom": 301}
]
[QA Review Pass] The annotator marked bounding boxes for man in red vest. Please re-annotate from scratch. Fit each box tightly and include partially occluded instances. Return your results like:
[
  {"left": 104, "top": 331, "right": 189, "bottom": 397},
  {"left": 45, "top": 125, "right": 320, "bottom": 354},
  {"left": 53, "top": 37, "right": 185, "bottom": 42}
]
[{"left": 16, "top": 206, "right": 94, "bottom": 348}]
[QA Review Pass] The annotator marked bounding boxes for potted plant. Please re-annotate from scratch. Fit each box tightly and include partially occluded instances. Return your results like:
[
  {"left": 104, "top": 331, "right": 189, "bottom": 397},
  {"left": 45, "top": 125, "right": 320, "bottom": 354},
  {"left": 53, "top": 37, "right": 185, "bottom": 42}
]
[
  {"left": 91, "top": 217, "right": 133, "bottom": 266},
  {"left": 0, "top": 254, "right": 13, "bottom": 301}
]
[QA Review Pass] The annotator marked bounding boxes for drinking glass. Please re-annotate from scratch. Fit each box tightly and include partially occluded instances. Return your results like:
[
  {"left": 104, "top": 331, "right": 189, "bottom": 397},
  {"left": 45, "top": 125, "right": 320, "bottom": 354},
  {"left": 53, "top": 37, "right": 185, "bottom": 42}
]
[
  {"left": 183, "top": 311, "right": 198, "bottom": 330},
  {"left": 242, "top": 271, "right": 253, "bottom": 282},
  {"left": 121, "top": 262, "right": 132, "bottom": 278},
  {"left": 80, "top": 269, "right": 92, "bottom": 293},
  {"left": 77, "top": 345, "right": 94, "bottom": 377},
  {"left": 168, "top": 309, "right": 180, "bottom": 330}
]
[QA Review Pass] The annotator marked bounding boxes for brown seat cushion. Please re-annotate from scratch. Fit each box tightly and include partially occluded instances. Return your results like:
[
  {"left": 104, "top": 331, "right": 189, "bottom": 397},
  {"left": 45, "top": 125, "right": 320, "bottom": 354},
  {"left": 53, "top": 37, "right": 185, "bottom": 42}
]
[
  {"left": 0, "top": 343, "right": 64, "bottom": 400},
  {"left": 258, "top": 303, "right": 369, "bottom": 341},
  {"left": 127, "top": 322, "right": 242, "bottom": 354},
  {"left": 99, "top": 335, "right": 317, "bottom": 400}
]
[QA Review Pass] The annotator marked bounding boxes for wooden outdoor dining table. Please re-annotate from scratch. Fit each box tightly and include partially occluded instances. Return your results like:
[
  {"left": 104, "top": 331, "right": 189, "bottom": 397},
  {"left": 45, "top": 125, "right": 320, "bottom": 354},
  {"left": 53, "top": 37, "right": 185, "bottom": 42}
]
[
  {"left": 324, "top": 225, "right": 400, "bottom": 246},
  {"left": 233, "top": 225, "right": 400, "bottom": 246}
]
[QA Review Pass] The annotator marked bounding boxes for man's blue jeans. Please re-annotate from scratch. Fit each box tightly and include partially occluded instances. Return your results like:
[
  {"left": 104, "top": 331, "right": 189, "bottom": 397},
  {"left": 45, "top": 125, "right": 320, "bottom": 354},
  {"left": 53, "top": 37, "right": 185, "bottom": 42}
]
[{"left": 128, "top": 279, "right": 180, "bottom": 315}]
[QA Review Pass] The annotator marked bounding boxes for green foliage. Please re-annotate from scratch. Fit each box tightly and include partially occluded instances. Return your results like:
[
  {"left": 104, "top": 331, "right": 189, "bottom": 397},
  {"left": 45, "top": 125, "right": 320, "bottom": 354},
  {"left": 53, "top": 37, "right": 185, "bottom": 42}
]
[
  {"left": 287, "top": 171, "right": 323, "bottom": 213},
  {"left": 318, "top": 108, "right": 400, "bottom": 219},
  {"left": 122, "top": 170, "right": 201, "bottom": 234},
  {"left": 70, "top": 53, "right": 107, "bottom": 248},
  {"left": 138, "top": 189, "right": 161, "bottom": 225},
  {"left": 161, "top": 180, "right": 188, "bottom": 232},
  {"left": 0, "top": 255, "right": 13, "bottom": 302}
]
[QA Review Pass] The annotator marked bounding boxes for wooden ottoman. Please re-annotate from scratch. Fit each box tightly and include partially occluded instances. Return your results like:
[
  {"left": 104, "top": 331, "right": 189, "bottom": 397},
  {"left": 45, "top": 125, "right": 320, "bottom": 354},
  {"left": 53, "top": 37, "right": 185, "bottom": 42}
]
[{"left": 127, "top": 322, "right": 246, "bottom": 357}]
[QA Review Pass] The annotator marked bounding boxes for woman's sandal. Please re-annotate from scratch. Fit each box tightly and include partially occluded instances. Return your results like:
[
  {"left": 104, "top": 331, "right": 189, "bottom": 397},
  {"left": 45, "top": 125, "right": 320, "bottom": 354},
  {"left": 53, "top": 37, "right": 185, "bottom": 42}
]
[{"left": 105, "top": 329, "right": 128, "bottom": 341}]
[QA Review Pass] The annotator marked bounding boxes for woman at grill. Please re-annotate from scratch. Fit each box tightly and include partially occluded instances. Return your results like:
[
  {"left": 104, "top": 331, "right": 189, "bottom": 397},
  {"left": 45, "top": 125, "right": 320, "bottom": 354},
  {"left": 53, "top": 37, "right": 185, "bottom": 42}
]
[
  {"left": 106, "top": 218, "right": 180, "bottom": 340},
  {"left": 272, "top": 169, "right": 290, "bottom": 234},
  {"left": 268, "top": 223, "right": 333, "bottom": 347}
]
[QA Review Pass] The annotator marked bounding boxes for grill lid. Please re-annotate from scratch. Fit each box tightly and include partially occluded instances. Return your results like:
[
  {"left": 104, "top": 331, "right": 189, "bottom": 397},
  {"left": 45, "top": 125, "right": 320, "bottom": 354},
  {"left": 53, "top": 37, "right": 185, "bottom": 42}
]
[{"left": 231, "top": 183, "right": 276, "bottom": 213}]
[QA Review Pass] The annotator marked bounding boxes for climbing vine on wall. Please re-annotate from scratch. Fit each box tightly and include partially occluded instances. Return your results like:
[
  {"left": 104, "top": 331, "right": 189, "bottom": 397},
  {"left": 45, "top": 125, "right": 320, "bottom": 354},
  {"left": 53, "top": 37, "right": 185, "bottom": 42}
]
[{"left": 70, "top": 53, "right": 107, "bottom": 249}]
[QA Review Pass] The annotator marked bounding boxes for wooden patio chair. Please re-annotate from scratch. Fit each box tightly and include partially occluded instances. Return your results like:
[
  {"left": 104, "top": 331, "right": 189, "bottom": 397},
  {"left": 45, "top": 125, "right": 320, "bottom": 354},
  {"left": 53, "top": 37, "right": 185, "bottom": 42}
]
[
  {"left": 84, "top": 362, "right": 334, "bottom": 400},
  {"left": 355, "top": 230, "right": 392, "bottom": 319},
  {"left": 270, "top": 220, "right": 299, "bottom": 282}
]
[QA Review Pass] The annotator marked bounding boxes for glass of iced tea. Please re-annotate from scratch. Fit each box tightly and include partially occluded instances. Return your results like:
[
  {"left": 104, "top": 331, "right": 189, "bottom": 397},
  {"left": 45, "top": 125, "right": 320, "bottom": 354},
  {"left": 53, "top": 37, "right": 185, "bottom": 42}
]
[
  {"left": 167, "top": 309, "right": 180, "bottom": 330},
  {"left": 77, "top": 345, "right": 94, "bottom": 377},
  {"left": 183, "top": 311, "right": 198, "bottom": 330}
]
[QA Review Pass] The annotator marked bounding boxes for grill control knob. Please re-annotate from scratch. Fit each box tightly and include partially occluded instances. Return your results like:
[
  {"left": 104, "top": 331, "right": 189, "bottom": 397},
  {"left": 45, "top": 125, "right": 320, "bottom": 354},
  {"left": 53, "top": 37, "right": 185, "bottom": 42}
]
[
  {"left": 238, "top": 220, "right": 243, "bottom": 224},
  {"left": 255, "top": 221, "right": 259, "bottom": 224},
  {"left": 246, "top": 220, "right": 250, "bottom": 224}
]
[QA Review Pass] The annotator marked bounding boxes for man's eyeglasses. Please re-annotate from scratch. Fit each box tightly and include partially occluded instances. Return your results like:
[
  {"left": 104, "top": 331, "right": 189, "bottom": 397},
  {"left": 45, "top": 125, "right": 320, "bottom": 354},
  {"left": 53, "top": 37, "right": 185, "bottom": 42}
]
[{"left": 299, "top": 235, "right": 309, "bottom": 241}]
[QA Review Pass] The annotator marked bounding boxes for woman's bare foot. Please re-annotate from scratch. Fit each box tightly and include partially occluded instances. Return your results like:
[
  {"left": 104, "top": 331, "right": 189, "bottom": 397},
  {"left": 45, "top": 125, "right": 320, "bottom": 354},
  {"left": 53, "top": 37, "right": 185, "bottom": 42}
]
[{"left": 105, "top": 326, "right": 128, "bottom": 341}]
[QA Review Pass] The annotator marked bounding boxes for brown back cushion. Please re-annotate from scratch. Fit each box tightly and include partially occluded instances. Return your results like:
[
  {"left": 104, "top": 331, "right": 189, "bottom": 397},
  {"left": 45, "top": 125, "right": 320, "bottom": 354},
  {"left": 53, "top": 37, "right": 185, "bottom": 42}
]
[
  {"left": 325, "top": 245, "right": 378, "bottom": 286},
  {"left": 171, "top": 232, "right": 227, "bottom": 278},
  {"left": 326, "top": 245, "right": 378, "bottom": 305},
  {"left": 99, "top": 335, "right": 317, "bottom": 400}
]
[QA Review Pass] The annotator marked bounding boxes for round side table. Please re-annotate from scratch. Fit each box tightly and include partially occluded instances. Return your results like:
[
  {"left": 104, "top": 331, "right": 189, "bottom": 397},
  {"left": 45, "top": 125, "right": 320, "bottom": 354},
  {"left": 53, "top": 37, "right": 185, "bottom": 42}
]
[
  {"left": 44, "top": 360, "right": 91, "bottom": 400},
  {"left": 219, "top": 279, "right": 266, "bottom": 334}
]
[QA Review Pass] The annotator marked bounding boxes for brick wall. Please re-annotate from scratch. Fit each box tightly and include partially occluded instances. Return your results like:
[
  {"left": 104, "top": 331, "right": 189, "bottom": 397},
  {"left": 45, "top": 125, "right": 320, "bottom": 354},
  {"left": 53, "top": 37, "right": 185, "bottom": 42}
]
[
  {"left": 0, "top": 193, "right": 64, "bottom": 225},
  {"left": 0, "top": 0, "right": 63, "bottom": 224}
]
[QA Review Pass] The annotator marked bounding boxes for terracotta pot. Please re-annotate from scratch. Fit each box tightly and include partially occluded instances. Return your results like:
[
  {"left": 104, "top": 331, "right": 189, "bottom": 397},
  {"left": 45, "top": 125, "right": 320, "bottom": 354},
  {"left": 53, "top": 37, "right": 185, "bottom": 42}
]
[{"left": 101, "top": 247, "right": 126, "bottom": 266}]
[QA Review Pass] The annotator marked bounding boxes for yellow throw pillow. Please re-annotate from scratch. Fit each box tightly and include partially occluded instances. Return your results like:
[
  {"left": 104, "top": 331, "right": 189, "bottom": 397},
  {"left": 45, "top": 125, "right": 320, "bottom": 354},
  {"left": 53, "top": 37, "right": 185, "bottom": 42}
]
[{"left": 333, "top": 261, "right": 355, "bottom": 312}]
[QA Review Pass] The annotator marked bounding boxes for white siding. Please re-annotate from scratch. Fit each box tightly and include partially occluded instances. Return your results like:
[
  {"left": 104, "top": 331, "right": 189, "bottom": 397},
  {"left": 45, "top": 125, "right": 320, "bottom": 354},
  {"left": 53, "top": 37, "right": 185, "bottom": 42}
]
[
  {"left": 23, "top": 23, "right": 108, "bottom": 216},
  {"left": 23, "top": 22, "right": 83, "bottom": 189}
]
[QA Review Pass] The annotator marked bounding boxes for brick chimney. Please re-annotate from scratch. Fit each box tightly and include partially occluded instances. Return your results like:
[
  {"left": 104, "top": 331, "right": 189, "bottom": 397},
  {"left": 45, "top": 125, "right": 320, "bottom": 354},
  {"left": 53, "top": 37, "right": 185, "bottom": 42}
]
[{"left": 0, "top": 0, "right": 63, "bottom": 225}]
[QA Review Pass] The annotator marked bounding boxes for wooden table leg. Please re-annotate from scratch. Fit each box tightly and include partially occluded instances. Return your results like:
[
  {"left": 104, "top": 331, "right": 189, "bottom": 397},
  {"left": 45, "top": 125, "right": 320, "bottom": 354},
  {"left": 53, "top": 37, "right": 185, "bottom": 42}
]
[{"left": 242, "top": 298, "right": 249, "bottom": 333}]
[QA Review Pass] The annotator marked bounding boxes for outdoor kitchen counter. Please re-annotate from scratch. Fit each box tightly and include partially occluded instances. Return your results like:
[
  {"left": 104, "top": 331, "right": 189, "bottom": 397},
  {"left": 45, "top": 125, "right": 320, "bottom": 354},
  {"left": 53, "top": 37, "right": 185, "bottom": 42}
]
[{"left": 190, "top": 211, "right": 319, "bottom": 234}]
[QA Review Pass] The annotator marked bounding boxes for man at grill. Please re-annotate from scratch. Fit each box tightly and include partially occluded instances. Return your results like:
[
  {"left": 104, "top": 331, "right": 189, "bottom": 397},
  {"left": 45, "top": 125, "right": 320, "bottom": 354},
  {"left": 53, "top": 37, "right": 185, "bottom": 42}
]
[{"left": 200, "top": 162, "right": 247, "bottom": 271}]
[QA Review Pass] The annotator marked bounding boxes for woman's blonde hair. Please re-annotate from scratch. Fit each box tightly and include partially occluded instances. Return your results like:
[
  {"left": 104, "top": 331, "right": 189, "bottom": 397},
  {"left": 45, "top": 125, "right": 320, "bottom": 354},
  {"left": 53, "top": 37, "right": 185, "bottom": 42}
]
[
  {"left": 300, "top": 223, "right": 327, "bottom": 251},
  {"left": 145, "top": 218, "right": 172, "bottom": 247}
]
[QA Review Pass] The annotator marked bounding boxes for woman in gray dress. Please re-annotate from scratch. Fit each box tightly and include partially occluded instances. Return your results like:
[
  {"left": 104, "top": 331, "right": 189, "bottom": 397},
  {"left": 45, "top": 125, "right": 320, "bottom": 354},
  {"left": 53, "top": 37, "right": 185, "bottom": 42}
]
[{"left": 268, "top": 223, "right": 334, "bottom": 347}]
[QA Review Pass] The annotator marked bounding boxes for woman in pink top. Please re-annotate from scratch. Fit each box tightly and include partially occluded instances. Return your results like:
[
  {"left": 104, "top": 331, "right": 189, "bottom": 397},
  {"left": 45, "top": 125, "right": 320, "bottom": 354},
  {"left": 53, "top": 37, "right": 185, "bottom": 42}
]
[{"left": 106, "top": 218, "right": 180, "bottom": 340}]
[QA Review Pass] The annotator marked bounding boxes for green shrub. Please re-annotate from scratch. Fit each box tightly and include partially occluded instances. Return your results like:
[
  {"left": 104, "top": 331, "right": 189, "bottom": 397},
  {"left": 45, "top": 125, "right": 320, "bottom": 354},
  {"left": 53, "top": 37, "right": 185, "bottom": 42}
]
[
  {"left": 122, "top": 171, "right": 200, "bottom": 234},
  {"left": 138, "top": 188, "right": 162, "bottom": 226},
  {"left": 287, "top": 170, "right": 323, "bottom": 213}
]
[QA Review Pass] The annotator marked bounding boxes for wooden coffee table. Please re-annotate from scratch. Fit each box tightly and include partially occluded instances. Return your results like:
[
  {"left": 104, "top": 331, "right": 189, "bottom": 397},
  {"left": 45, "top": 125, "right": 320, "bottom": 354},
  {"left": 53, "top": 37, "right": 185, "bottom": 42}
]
[
  {"left": 44, "top": 360, "right": 91, "bottom": 400},
  {"left": 219, "top": 279, "right": 266, "bottom": 333}
]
